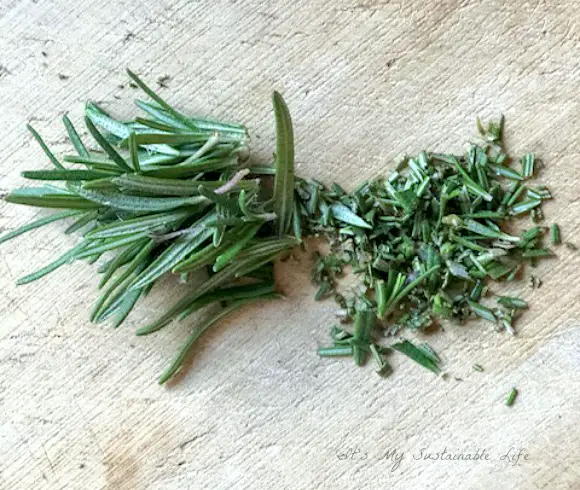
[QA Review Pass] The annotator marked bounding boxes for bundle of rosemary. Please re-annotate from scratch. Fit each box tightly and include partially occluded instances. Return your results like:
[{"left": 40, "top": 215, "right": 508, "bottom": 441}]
[
  {"left": 296, "top": 118, "right": 558, "bottom": 374},
  {"left": 1, "top": 70, "right": 297, "bottom": 384}
]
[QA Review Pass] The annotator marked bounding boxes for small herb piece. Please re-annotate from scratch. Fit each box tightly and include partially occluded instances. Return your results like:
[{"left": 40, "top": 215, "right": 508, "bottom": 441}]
[
  {"left": 506, "top": 387, "right": 518, "bottom": 406},
  {"left": 330, "top": 203, "right": 372, "bottom": 229},
  {"left": 352, "top": 302, "right": 375, "bottom": 366},
  {"left": 497, "top": 296, "right": 528, "bottom": 310},
  {"left": 472, "top": 364, "right": 484, "bottom": 372},
  {"left": 318, "top": 346, "right": 354, "bottom": 357},
  {"left": 467, "top": 300, "right": 496, "bottom": 323},
  {"left": 391, "top": 340, "right": 441, "bottom": 374},
  {"left": 521, "top": 153, "right": 535, "bottom": 178},
  {"left": 550, "top": 224, "right": 561, "bottom": 245},
  {"left": 369, "top": 344, "right": 391, "bottom": 376}
]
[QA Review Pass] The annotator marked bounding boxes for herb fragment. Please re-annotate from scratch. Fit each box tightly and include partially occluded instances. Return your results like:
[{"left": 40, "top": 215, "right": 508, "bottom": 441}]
[
  {"left": 506, "top": 387, "right": 518, "bottom": 406},
  {"left": 391, "top": 340, "right": 441, "bottom": 374},
  {"left": 550, "top": 224, "right": 561, "bottom": 245},
  {"left": 318, "top": 346, "right": 354, "bottom": 357},
  {"left": 497, "top": 296, "right": 528, "bottom": 310}
]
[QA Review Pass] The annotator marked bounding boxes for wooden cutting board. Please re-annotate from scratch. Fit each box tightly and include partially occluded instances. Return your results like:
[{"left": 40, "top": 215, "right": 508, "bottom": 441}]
[{"left": 1, "top": 1, "right": 578, "bottom": 488}]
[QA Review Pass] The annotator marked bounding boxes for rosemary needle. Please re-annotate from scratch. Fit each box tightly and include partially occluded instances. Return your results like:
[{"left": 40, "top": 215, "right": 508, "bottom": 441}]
[
  {"left": 158, "top": 293, "right": 278, "bottom": 384},
  {"left": 506, "top": 387, "right": 518, "bottom": 406},
  {"left": 550, "top": 223, "right": 561, "bottom": 245},
  {"left": 272, "top": 91, "right": 295, "bottom": 237}
]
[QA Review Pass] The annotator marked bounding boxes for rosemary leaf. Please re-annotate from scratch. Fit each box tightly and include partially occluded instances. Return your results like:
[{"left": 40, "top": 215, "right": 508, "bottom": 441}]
[
  {"left": 391, "top": 339, "right": 441, "bottom": 374},
  {"left": 129, "top": 228, "right": 213, "bottom": 290},
  {"left": 21, "top": 169, "right": 117, "bottom": 181},
  {"left": 4, "top": 189, "right": 102, "bottom": 209},
  {"left": 27, "top": 124, "right": 65, "bottom": 170},
  {"left": 16, "top": 241, "right": 87, "bottom": 285},
  {"left": 62, "top": 115, "right": 90, "bottom": 158},
  {"left": 272, "top": 91, "right": 295, "bottom": 237},
  {"left": 506, "top": 387, "right": 518, "bottom": 406},
  {"left": 0, "top": 210, "right": 81, "bottom": 246},
  {"left": 330, "top": 203, "right": 372, "bottom": 229},
  {"left": 550, "top": 223, "right": 561, "bottom": 245},
  {"left": 85, "top": 116, "right": 133, "bottom": 172},
  {"left": 158, "top": 294, "right": 279, "bottom": 384},
  {"left": 79, "top": 188, "right": 208, "bottom": 212}
]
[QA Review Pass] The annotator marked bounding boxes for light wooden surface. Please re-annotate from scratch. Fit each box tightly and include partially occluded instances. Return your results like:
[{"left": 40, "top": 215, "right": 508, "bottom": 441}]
[{"left": 1, "top": 1, "right": 579, "bottom": 489}]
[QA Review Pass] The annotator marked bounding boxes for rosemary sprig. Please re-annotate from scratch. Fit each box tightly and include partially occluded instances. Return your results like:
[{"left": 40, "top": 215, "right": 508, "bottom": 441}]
[{"left": 1, "top": 69, "right": 297, "bottom": 383}]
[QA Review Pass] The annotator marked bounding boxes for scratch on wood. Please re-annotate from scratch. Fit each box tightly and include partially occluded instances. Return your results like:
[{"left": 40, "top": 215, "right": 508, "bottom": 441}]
[
  {"left": 41, "top": 442, "right": 55, "bottom": 473},
  {"left": 179, "top": 429, "right": 212, "bottom": 450}
]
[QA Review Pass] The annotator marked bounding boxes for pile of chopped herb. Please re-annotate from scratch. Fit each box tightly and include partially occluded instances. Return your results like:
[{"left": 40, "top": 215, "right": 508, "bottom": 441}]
[
  {"left": 0, "top": 70, "right": 560, "bottom": 382},
  {"left": 295, "top": 117, "right": 558, "bottom": 374}
]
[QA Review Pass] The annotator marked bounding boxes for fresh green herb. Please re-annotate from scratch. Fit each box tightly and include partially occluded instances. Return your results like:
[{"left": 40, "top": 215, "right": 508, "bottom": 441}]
[
  {"left": 1, "top": 77, "right": 559, "bottom": 384},
  {"left": 2, "top": 70, "right": 298, "bottom": 383},
  {"left": 302, "top": 116, "right": 555, "bottom": 374},
  {"left": 391, "top": 340, "right": 441, "bottom": 374},
  {"left": 369, "top": 344, "right": 391, "bottom": 376},
  {"left": 497, "top": 296, "right": 528, "bottom": 310},
  {"left": 506, "top": 387, "right": 518, "bottom": 406},
  {"left": 27, "top": 124, "right": 65, "bottom": 170},
  {"left": 550, "top": 224, "right": 561, "bottom": 245},
  {"left": 352, "top": 302, "right": 375, "bottom": 366},
  {"left": 472, "top": 364, "right": 484, "bottom": 372},
  {"left": 521, "top": 153, "right": 535, "bottom": 178},
  {"left": 318, "top": 346, "right": 354, "bottom": 357},
  {"left": 0, "top": 210, "right": 81, "bottom": 246},
  {"left": 272, "top": 91, "right": 295, "bottom": 237},
  {"left": 467, "top": 300, "right": 496, "bottom": 323}
]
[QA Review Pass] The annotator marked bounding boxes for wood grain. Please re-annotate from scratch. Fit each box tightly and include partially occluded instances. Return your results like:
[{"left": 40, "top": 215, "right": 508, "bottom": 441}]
[{"left": 1, "top": 1, "right": 579, "bottom": 488}]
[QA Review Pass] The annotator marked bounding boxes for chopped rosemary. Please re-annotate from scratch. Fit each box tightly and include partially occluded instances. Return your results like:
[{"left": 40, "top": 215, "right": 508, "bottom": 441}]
[
  {"left": 300, "top": 115, "right": 556, "bottom": 372},
  {"left": 391, "top": 340, "right": 441, "bottom": 375},
  {"left": 550, "top": 224, "right": 561, "bottom": 245},
  {"left": 506, "top": 387, "right": 518, "bottom": 406}
]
